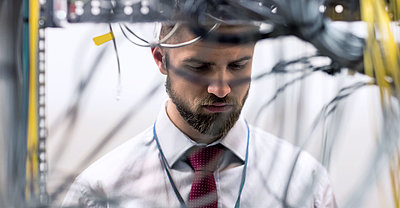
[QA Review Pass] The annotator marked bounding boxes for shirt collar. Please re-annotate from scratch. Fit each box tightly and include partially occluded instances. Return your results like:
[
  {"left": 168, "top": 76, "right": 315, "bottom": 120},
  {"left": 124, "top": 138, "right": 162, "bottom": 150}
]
[{"left": 155, "top": 100, "right": 248, "bottom": 168}]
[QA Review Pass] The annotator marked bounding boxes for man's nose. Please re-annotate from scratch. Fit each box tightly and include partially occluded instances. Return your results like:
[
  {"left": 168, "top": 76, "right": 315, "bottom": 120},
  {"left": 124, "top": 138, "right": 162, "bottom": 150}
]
[{"left": 207, "top": 77, "right": 231, "bottom": 98}]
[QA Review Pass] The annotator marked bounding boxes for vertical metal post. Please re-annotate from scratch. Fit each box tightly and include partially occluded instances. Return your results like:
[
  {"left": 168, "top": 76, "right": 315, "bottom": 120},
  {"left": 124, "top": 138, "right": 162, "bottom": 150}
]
[{"left": 0, "top": 0, "right": 26, "bottom": 207}]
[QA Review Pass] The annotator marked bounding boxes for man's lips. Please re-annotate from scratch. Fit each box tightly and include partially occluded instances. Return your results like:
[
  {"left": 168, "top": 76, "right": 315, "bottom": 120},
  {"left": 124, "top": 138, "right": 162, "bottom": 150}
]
[{"left": 202, "top": 103, "right": 234, "bottom": 113}]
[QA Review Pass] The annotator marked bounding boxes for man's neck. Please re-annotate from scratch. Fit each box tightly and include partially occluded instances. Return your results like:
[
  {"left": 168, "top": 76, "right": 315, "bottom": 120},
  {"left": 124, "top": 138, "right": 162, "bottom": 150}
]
[{"left": 166, "top": 100, "right": 218, "bottom": 144}]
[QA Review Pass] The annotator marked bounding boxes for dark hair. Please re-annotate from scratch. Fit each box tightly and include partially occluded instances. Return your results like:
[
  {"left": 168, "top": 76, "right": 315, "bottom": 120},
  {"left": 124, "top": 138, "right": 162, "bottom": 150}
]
[
  {"left": 159, "top": 23, "right": 259, "bottom": 45},
  {"left": 159, "top": 24, "right": 175, "bottom": 41}
]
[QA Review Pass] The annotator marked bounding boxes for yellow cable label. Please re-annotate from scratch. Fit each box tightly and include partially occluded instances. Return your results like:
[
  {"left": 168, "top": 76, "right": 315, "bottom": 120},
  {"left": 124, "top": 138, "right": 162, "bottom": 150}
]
[{"left": 93, "top": 32, "right": 114, "bottom": 46}]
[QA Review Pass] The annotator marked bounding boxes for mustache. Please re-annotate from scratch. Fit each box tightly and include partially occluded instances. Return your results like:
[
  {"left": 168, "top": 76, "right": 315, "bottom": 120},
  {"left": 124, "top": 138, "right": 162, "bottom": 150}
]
[{"left": 199, "top": 94, "right": 236, "bottom": 106}]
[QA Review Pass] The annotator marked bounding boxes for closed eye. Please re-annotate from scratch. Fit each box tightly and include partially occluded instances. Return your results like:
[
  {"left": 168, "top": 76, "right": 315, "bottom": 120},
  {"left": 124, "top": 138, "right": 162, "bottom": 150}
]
[
  {"left": 186, "top": 64, "right": 211, "bottom": 72},
  {"left": 228, "top": 61, "right": 249, "bottom": 70}
]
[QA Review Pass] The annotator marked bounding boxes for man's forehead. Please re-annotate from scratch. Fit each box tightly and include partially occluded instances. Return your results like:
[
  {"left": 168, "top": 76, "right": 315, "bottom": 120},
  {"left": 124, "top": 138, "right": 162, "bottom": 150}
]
[
  {"left": 212, "top": 24, "right": 258, "bottom": 34},
  {"left": 193, "top": 42, "right": 255, "bottom": 52},
  {"left": 168, "top": 43, "right": 254, "bottom": 67}
]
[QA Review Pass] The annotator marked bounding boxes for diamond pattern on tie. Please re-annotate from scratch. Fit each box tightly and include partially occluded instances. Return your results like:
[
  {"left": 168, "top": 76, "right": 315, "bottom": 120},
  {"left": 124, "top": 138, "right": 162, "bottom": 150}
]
[{"left": 188, "top": 146, "right": 223, "bottom": 208}]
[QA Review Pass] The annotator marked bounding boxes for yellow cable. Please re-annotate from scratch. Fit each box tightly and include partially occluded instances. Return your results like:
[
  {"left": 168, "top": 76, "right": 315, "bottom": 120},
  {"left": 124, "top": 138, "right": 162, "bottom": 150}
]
[
  {"left": 375, "top": 0, "right": 400, "bottom": 90},
  {"left": 372, "top": 39, "right": 391, "bottom": 98},
  {"left": 388, "top": 121, "right": 400, "bottom": 207},
  {"left": 361, "top": 0, "right": 400, "bottom": 207},
  {"left": 390, "top": 155, "right": 400, "bottom": 208},
  {"left": 389, "top": 0, "right": 400, "bottom": 20},
  {"left": 361, "top": 0, "right": 375, "bottom": 78},
  {"left": 26, "top": 0, "right": 40, "bottom": 201}
]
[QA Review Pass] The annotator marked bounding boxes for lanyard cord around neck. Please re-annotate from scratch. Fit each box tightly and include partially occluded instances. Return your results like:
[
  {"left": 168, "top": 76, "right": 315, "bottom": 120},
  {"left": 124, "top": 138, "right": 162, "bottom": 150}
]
[{"left": 153, "top": 120, "right": 250, "bottom": 208}]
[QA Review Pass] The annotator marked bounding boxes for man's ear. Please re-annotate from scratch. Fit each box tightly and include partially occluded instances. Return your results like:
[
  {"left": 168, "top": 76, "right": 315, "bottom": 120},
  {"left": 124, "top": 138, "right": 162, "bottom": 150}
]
[{"left": 151, "top": 47, "right": 167, "bottom": 75}]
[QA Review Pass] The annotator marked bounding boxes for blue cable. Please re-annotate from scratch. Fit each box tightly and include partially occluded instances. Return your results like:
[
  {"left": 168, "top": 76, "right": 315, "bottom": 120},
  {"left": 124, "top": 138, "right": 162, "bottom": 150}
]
[{"left": 153, "top": 120, "right": 250, "bottom": 208}]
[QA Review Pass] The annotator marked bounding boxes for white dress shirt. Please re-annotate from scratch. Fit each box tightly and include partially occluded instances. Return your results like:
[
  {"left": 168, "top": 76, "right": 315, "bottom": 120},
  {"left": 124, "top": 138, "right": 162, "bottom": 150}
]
[{"left": 63, "top": 102, "right": 336, "bottom": 208}]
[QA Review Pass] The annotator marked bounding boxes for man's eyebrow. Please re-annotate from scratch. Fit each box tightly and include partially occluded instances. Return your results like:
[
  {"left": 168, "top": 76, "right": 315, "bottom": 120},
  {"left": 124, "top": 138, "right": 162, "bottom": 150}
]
[
  {"left": 182, "top": 58, "right": 215, "bottom": 66},
  {"left": 183, "top": 56, "right": 252, "bottom": 65},
  {"left": 230, "top": 56, "right": 253, "bottom": 63}
]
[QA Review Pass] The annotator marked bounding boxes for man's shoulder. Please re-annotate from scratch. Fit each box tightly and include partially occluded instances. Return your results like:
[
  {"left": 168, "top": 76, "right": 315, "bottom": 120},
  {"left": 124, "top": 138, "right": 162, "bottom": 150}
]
[
  {"left": 249, "top": 124, "right": 325, "bottom": 174},
  {"left": 77, "top": 126, "right": 155, "bottom": 182},
  {"left": 249, "top": 125, "right": 300, "bottom": 154},
  {"left": 248, "top": 125, "right": 334, "bottom": 207},
  {"left": 63, "top": 126, "right": 159, "bottom": 207}
]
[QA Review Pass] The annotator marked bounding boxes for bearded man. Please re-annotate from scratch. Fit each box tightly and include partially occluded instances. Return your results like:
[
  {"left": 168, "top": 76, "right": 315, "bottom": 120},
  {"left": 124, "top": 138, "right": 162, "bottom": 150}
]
[{"left": 63, "top": 23, "right": 336, "bottom": 208}]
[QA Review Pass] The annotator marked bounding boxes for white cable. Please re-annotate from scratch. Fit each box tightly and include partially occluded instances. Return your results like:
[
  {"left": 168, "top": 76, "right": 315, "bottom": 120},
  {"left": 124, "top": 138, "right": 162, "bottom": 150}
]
[{"left": 119, "top": 22, "right": 220, "bottom": 48}]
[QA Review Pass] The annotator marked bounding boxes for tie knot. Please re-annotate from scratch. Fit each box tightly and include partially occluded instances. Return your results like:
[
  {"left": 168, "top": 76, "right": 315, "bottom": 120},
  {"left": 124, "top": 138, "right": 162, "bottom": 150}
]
[{"left": 188, "top": 146, "right": 223, "bottom": 172}]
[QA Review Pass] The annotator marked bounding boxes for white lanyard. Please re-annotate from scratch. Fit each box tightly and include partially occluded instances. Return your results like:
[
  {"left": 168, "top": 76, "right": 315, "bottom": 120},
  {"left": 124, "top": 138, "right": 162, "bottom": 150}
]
[{"left": 153, "top": 120, "right": 250, "bottom": 208}]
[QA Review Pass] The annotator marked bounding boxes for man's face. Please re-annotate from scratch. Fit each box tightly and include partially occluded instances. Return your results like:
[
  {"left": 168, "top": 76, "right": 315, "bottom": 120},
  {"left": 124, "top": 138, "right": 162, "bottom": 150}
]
[{"left": 161, "top": 27, "right": 255, "bottom": 139}]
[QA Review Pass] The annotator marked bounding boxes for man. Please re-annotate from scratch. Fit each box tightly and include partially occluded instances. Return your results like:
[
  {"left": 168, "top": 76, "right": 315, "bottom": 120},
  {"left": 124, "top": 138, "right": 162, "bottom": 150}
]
[{"left": 63, "top": 23, "right": 336, "bottom": 208}]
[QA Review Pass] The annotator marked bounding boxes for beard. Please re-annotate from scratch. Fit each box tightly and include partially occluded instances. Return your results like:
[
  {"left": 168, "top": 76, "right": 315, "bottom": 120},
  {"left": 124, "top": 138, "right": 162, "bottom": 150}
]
[{"left": 166, "top": 76, "right": 249, "bottom": 139}]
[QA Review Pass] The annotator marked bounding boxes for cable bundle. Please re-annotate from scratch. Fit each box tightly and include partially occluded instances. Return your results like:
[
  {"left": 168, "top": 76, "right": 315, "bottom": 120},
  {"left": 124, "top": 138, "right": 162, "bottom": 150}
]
[{"left": 361, "top": 0, "right": 400, "bottom": 207}]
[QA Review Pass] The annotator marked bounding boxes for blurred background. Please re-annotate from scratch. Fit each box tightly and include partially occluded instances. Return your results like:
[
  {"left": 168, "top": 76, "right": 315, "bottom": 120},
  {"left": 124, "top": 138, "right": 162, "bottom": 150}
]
[{"left": 1, "top": 0, "right": 400, "bottom": 207}]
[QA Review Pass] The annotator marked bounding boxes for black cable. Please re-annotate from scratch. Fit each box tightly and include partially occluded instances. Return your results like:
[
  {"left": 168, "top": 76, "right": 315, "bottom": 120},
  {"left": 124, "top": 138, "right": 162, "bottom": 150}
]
[
  {"left": 225, "top": 0, "right": 284, "bottom": 24},
  {"left": 181, "top": 0, "right": 278, "bottom": 44},
  {"left": 281, "top": 81, "right": 369, "bottom": 207},
  {"left": 123, "top": 24, "right": 149, "bottom": 44},
  {"left": 254, "top": 61, "right": 332, "bottom": 124},
  {"left": 49, "top": 47, "right": 108, "bottom": 171},
  {"left": 109, "top": 23, "right": 121, "bottom": 94},
  {"left": 50, "top": 82, "right": 162, "bottom": 201},
  {"left": 254, "top": 70, "right": 317, "bottom": 124},
  {"left": 181, "top": 0, "right": 363, "bottom": 67}
]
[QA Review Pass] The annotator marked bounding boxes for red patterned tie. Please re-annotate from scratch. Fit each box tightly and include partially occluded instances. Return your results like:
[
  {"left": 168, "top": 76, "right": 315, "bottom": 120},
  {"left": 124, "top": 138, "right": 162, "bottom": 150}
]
[{"left": 187, "top": 146, "right": 223, "bottom": 208}]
